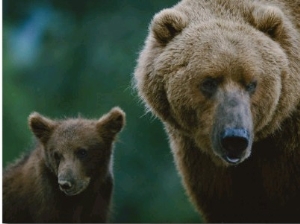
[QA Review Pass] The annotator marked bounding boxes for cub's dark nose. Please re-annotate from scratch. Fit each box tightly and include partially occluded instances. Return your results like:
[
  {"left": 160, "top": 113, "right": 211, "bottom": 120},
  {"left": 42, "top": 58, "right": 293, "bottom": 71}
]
[
  {"left": 221, "top": 128, "right": 249, "bottom": 163},
  {"left": 58, "top": 180, "right": 72, "bottom": 190}
]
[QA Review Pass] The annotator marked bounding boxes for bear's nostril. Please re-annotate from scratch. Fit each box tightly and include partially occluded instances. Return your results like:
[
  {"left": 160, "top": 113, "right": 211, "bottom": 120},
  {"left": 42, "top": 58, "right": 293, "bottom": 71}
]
[
  {"left": 58, "top": 180, "right": 72, "bottom": 190},
  {"left": 221, "top": 128, "right": 249, "bottom": 159}
]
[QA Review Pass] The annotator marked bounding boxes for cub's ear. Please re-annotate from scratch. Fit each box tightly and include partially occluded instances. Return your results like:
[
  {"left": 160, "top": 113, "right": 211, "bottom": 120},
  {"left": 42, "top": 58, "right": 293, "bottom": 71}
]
[
  {"left": 97, "top": 107, "right": 126, "bottom": 140},
  {"left": 151, "top": 8, "right": 188, "bottom": 44},
  {"left": 250, "top": 5, "right": 284, "bottom": 39},
  {"left": 28, "top": 112, "right": 56, "bottom": 144}
]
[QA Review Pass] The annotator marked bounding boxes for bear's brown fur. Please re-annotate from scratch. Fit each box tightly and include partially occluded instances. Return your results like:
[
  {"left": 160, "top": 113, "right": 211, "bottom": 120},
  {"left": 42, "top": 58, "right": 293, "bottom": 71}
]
[
  {"left": 134, "top": 0, "right": 300, "bottom": 222},
  {"left": 3, "top": 107, "right": 125, "bottom": 223}
]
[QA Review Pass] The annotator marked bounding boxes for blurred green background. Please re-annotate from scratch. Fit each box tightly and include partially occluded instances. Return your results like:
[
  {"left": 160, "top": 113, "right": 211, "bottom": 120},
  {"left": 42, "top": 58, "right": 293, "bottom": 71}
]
[{"left": 3, "top": 0, "right": 202, "bottom": 222}]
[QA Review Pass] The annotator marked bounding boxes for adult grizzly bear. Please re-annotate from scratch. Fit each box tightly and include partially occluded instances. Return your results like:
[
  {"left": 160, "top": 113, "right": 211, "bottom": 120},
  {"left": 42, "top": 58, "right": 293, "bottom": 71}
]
[
  {"left": 3, "top": 107, "right": 125, "bottom": 223},
  {"left": 134, "top": 0, "right": 300, "bottom": 222}
]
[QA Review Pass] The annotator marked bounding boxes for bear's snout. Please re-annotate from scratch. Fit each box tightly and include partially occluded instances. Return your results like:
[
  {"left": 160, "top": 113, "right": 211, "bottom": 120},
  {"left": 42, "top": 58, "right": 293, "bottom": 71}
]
[
  {"left": 58, "top": 174, "right": 76, "bottom": 195},
  {"left": 58, "top": 179, "right": 73, "bottom": 191},
  {"left": 57, "top": 173, "right": 90, "bottom": 196},
  {"left": 211, "top": 91, "right": 254, "bottom": 165},
  {"left": 57, "top": 166, "right": 91, "bottom": 196},
  {"left": 221, "top": 128, "right": 249, "bottom": 164}
]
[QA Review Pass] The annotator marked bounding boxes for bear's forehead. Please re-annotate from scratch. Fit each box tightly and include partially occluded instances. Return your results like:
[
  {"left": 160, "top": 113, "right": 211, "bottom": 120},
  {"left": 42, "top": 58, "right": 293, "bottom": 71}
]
[
  {"left": 178, "top": 24, "right": 254, "bottom": 54},
  {"left": 58, "top": 119, "right": 95, "bottom": 131},
  {"left": 159, "top": 26, "right": 267, "bottom": 77},
  {"left": 50, "top": 120, "right": 101, "bottom": 144}
]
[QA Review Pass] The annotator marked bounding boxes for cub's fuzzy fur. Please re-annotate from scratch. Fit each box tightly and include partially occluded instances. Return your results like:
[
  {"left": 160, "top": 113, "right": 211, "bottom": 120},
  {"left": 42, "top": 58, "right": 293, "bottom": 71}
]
[{"left": 3, "top": 107, "right": 125, "bottom": 223}]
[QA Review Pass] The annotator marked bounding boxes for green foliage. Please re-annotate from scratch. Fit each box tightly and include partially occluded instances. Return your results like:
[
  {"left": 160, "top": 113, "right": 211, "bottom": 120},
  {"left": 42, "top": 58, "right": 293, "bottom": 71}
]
[{"left": 3, "top": 0, "right": 201, "bottom": 222}]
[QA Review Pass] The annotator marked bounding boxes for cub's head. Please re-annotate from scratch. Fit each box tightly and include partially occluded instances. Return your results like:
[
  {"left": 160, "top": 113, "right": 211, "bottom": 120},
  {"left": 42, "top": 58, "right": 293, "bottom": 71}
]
[
  {"left": 134, "top": 1, "right": 300, "bottom": 166},
  {"left": 29, "top": 107, "right": 125, "bottom": 196}
]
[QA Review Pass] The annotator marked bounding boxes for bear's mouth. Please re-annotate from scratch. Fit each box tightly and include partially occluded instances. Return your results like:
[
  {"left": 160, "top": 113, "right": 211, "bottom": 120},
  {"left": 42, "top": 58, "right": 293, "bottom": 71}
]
[
  {"left": 213, "top": 127, "right": 252, "bottom": 165},
  {"left": 223, "top": 155, "right": 241, "bottom": 164},
  {"left": 59, "top": 185, "right": 87, "bottom": 196},
  {"left": 58, "top": 178, "right": 91, "bottom": 196}
]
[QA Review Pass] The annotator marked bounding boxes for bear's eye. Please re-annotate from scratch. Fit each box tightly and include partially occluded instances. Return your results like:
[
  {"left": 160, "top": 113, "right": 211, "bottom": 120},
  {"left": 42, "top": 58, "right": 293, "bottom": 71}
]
[
  {"left": 76, "top": 148, "right": 88, "bottom": 159},
  {"left": 200, "top": 77, "right": 219, "bottom": 97},
  {"left": 246, "top": 81, "right": 257, "bottom": 94},
  {"left": 53, "top": 151, "right": 61, "bottom": 163}
]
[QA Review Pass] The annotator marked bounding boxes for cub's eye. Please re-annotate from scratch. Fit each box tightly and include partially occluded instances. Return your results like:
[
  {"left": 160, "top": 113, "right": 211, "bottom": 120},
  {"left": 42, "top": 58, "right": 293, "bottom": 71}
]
[
  {"left": 200, "top": 77, "right": 219, "bottom": 97},
  {"left": 246, "top": 81, "right": 257, "bottom": 94},
  {"left": 53, "top": 151, "right": 61, "bottom": 163},
  {"left": 76, "top": 148, "right": 88, "bottom": 159}
]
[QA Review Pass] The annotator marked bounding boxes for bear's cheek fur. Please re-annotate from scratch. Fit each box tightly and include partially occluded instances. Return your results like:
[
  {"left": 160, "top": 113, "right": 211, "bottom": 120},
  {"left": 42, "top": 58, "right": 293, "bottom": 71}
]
[
  {"left": 250, "top": 74, "right": 281, "bottom": 139},
  {"left": 166, "top": 74, "right": 217, "bottom": 156},
  {"left": 42, "top": 146, "right": 59, "bottom": 175},
  {"left": 166, "top": 73, "right": 216, "bottom": 137}
]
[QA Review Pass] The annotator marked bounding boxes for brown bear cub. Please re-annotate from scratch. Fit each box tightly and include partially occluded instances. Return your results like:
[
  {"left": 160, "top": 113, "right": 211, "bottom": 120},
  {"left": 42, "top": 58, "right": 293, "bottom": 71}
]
[
  {"left": 3, "top": 107, "right": 125, "bottom": 223},
  {"left": 135, "top": 0, "right": 300, "bottom": 222}
]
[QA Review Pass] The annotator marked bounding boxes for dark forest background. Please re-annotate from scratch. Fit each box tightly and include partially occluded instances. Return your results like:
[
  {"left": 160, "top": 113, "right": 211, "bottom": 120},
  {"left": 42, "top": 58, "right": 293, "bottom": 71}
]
[{"left": 3, "top": 0, "right": 202, "bottom": 222}]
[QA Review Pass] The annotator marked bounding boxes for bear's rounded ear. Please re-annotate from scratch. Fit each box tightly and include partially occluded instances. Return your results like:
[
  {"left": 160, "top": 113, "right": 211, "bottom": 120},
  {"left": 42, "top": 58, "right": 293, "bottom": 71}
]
[
  {"left": 250, "top": 5, "right": 284, "bottom": 39},
  {"left": 96, "top": 107, "right": 125, "bottom": 140},
  {"left": 28, "top": 112, "right": 56, "bottom": 144},
  {"left": 151, "top": 8, "right": 188, "bottom": 44}
]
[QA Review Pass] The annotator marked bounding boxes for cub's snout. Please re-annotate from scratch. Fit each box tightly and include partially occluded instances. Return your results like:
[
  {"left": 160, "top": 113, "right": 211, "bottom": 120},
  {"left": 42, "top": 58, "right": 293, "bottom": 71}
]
[
  {"left": 57, "top": 164, "right": 91, "bottom": 196},
  {"left": 58, "top": 172, "right": 91, "bottom": 196},
  {"left": 58, "top": 179, "right": 73, "bottom": 191}
]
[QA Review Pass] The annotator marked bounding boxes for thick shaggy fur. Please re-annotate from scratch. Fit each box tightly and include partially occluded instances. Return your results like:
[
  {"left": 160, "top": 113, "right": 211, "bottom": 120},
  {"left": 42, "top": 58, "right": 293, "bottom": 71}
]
[
  {"left": 3, "top": 107, "right": 125, "bottom": 223},
  {"left": 134, "top": 0, "right": 300, "bottom": 222}
]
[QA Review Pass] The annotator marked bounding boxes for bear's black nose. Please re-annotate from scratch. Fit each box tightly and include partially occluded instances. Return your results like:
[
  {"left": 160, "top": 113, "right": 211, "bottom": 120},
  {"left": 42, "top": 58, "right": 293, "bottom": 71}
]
[
  {"left": 221, "top": 128, "right": 249, "bottom": 163},
  {"left": 58, "top": 180, "right": 72, "bottom": 190}
]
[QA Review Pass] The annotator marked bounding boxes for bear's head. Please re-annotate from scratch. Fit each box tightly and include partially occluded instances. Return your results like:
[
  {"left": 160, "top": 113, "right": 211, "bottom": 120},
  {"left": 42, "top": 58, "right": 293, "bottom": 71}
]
[
  {"left": 29, "top": 107, "right": 125, "bottom": 196},
  {"left": 134, "top": 1, "right": 300, "bottom": 166}
]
